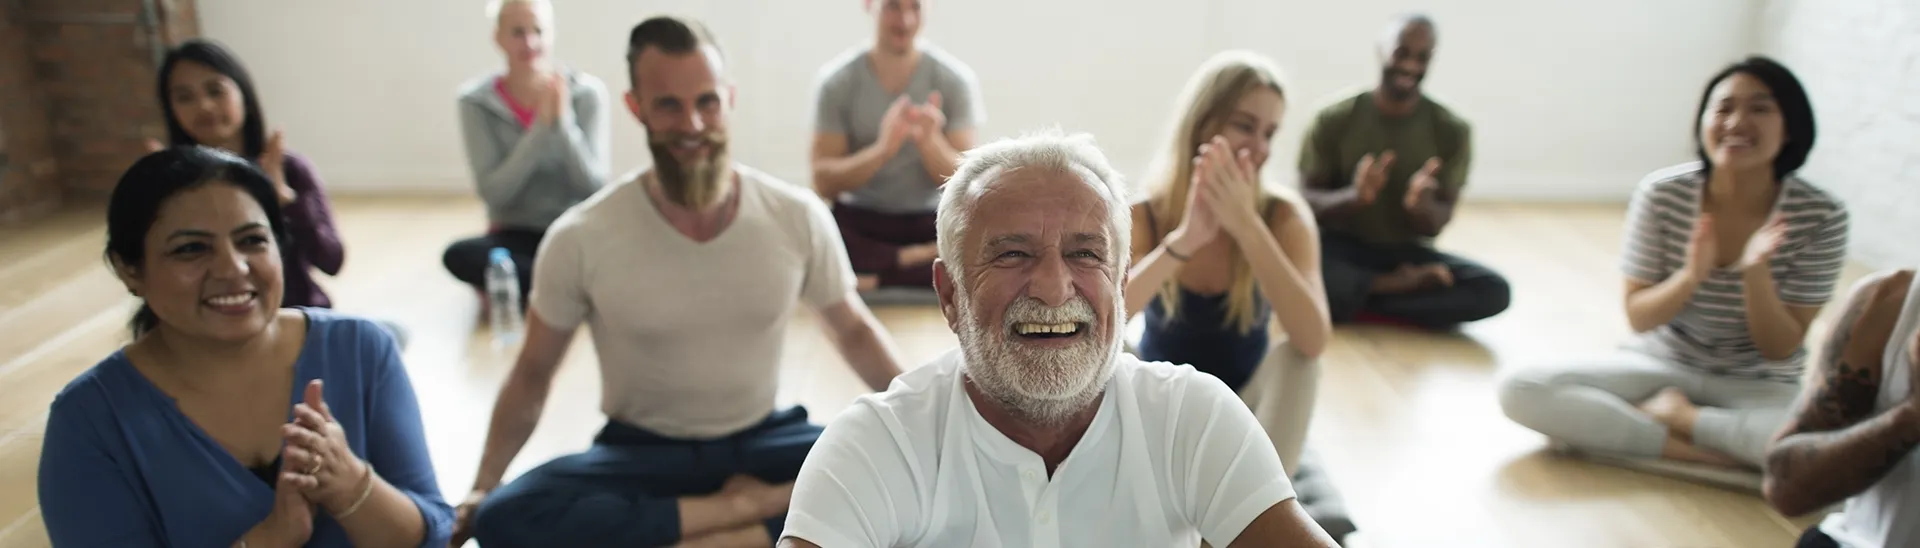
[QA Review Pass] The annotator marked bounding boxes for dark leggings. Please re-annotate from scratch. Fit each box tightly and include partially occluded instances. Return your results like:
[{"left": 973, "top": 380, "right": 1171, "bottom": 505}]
[
  {"left": 473, "top": 407, "right": 823, "bottom": 547},
  {"left": 832, "top": 203, "right": 937, "bottom": 289},
  {"left": 442, "top": 228, "right": 542, "bottom": 305},
  {"left": 1319, "top": 232, "right": 1512, "bottom": 327}
]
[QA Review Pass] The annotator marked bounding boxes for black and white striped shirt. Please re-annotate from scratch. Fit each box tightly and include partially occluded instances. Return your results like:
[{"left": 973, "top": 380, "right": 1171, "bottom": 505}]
[{"left": 1620, "top": 163, "right": 1850, "bottom": 382}]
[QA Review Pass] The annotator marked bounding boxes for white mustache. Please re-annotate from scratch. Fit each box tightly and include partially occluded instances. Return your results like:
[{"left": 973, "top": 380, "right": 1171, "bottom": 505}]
[{"left": 1002, "top": 296, "right": 1095, "bottom": 328}]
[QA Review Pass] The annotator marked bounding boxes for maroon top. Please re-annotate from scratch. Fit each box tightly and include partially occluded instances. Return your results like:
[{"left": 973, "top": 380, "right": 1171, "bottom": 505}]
[{"left": 277, "top": 151, "right": 344, "bottom": 308}]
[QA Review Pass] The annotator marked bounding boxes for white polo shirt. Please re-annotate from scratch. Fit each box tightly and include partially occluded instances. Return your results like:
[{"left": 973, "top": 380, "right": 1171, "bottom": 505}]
[{"left": 783, "top": 349, "right": 1296, "bottom": 547}]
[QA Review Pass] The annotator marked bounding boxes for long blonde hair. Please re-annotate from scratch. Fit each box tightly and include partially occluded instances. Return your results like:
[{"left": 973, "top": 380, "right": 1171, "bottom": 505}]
[{"left": 1144, "top": 50, "right": 1287, "bottom": 335}]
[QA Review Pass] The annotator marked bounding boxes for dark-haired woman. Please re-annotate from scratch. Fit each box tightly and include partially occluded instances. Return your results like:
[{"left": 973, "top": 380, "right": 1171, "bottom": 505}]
[
  {"left": 37, "top": 147, "right": 452, "bottom": 547},
  {"left": 1498, "top": 56, "right": 1850, "bottom": 475},
  {"left": 158, "top": 38, "right": 342, "bottom": 311}
]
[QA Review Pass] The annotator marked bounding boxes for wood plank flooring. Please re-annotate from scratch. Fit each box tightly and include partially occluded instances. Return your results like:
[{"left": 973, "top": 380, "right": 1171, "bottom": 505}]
[{"left": 0, "top": 196, "right": 1865, "bottom": 548}]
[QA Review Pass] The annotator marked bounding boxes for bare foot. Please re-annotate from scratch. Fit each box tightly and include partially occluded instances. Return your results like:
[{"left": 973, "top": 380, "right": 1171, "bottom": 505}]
[
  {"left": 1370, "top": 264, "right": 1430, "bottom": 295},
  {"left": 718, "top": 475, "right": 791, "bottom": 519},
  {"left": 1639, "top": 387, "right": 1699, "bottom": 441},
  {"left": 1417, "top": 262, "right": 1455, "bottom": 289},
  {"left": 1660, "top": 435, "right": 1747, "bottom": 468},
  {"left": 856, "top": 274, "right": 880, "bottom": 292}
]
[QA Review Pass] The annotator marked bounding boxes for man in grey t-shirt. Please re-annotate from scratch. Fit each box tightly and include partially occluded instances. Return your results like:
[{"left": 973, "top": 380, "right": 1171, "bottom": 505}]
[{"left": 810, "top": 0, "right": 984, "bottom": 294}]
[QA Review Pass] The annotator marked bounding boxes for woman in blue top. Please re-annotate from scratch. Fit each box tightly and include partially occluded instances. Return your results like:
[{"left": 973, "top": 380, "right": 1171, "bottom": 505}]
[
  {"left": 37, "top": 146, "right": 453, "bottom": 547},
  {"left": 1126, "top": 51, "right": 1332, "bottom": 482}
]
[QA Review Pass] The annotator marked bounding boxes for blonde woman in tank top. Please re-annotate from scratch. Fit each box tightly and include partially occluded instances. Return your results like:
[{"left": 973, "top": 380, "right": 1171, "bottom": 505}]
[
  {"left": 1124, "top": 50, "right": 1354, "bottom": 538},
  {"left": 1765, "top": 268, "right": 1920, "bottom": 548}
]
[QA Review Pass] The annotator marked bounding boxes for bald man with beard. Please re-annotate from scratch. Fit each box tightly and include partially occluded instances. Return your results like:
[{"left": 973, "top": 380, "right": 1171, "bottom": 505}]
[{"left": 1299, "top": 13, "right": 1511, "bottom": 329}]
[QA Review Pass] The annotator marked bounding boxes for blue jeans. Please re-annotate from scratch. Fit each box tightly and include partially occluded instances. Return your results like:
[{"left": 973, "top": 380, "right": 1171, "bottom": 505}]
[{"left": 473, "top": 407, "right": 822, "bottom": 547}]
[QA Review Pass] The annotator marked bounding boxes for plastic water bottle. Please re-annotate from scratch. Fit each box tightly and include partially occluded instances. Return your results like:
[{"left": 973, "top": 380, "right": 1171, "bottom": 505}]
[{"left": 485, "top": 248, "right": 524, "bottom": 351}]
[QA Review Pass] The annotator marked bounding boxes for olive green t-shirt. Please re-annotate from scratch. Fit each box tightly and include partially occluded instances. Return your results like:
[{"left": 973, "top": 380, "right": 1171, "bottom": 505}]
[{"left": 1297, "top": 91, "right": 1472, "bottom": 247}]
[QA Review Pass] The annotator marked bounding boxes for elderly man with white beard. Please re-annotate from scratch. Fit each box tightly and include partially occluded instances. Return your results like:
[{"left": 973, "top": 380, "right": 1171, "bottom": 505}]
[{"left": 778, "top": 129, "right": 1338, "bottom": 548}]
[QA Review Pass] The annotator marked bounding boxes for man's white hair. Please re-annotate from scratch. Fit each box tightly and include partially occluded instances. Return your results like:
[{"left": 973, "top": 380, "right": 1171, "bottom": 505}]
[{"left": 935, "top": 128, "right": 1132, "bottom": 283}]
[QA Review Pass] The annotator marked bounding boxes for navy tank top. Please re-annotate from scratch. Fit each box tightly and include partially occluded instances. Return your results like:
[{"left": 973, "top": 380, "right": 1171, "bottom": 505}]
[{"left": 1135, "top": 202, "right": 1275, "bottom": 392}]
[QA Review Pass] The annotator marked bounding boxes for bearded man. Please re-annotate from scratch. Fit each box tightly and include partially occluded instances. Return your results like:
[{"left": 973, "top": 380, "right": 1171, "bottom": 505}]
[
  {"left": 778, "top": 130, "right": 1339, "bottom": 547},
  {"left": 448, "top": 16, "right": 909, "bottom": 548}
]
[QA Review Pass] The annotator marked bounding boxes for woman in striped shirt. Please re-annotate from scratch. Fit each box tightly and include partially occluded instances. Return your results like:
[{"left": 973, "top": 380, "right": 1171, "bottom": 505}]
[{"left": 1497, "top": 57, "right": 1849, "bottom": 476}]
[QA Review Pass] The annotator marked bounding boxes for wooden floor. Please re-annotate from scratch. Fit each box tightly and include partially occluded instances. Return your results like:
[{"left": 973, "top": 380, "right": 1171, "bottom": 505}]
[{"left": 0, "top": 196, "right": 1859, "bottom": 548}]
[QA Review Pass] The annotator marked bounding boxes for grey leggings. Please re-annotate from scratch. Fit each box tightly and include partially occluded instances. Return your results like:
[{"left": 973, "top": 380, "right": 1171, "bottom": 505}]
[{"left": 1496, "top": 349, "right": 1800, "bottom": 466}]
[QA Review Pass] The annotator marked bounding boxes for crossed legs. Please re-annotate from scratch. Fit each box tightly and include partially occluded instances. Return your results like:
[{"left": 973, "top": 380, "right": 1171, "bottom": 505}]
[{"left": 1496, "top": 349, "right": 1799, "bottom": 469}]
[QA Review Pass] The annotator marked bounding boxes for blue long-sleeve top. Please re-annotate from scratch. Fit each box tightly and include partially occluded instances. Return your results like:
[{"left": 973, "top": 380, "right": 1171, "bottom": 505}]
[{"left": 36, "top": 309, "right": 453, "bottom": 547}]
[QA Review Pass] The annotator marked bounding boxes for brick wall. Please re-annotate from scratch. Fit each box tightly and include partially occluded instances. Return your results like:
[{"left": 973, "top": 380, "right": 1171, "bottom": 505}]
[
  {"left": 0, "top": 0, "right": 61, "bottom": 225},
  {"left": 1758, "top": 0, "right": 1920, "bottom": 269},
  {"left": 0, "top": 0, "right": 197, "bottom": 224}
]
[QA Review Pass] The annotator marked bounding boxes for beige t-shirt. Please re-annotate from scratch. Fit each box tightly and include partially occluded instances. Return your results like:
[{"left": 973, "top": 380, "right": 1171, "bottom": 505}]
[{"left": 530, "top": 165, "right": 855, "bottom": 439}]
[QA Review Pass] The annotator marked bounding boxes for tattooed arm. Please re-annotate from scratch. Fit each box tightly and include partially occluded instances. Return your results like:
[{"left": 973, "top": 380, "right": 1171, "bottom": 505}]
[{"left": 1762, "top": 269, "right": 1920, "bottom": 517}]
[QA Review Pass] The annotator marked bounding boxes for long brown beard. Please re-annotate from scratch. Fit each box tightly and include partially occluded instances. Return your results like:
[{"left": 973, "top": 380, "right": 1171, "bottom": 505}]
[{"left": 649, "top": 132, "right": 730, "bottom": 209}]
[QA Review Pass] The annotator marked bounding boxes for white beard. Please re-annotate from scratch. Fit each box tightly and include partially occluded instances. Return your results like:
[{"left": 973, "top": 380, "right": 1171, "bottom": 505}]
[{"left": 957, "top": 291, "right": 1122, "bottom": 426}]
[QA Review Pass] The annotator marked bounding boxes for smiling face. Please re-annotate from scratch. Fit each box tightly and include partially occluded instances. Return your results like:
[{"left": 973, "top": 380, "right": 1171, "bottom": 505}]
[
  {"left": 1699, "top": 72, "right": 1786, "bottom": 173},
  {"left": 626, "top": 44, "right": 733, "bottom": 208},
  {"left": 1376, "top": 20, "right": 1435, "bottom": 102},
  {"left": 116, "top": 182, "right": 283, "bottom": 342},
  {"left": 1203, "top": 86, "right": 1284, "bottom": 172},
  {"left": 165, "top": 60, "right": 247, "bottom": 150},
  {"left": 494, "top": 0, "right": 555, "bottom": 72},
  {"left": 936, "top": 166, "right": 1125, "bottom": 425}
]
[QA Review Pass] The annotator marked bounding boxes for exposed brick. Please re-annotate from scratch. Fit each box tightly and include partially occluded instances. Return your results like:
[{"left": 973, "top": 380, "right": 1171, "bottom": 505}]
[{"left": 0, "top": 0, "right": 198, "bottom": 222}]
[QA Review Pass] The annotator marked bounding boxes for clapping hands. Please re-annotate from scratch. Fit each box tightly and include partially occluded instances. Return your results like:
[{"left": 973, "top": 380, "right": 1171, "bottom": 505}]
[{"left": 880, "top": 92, "right": 946, "bottom": 150}]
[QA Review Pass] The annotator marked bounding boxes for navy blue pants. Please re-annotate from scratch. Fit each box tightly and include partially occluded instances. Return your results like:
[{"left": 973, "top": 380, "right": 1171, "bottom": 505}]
[{"left": 473, "top": 407, "right": 822, "bottom": 547}]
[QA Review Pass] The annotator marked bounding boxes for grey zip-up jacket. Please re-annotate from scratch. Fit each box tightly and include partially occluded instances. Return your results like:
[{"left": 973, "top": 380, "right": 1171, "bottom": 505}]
[{"left": 457, "top": 68, "right": 611, "bottom": 230}]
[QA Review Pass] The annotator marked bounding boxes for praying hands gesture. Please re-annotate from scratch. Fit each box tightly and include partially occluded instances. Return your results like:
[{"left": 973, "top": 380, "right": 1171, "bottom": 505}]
[
  {"left": 1168, "top": 136, "right": 1268, "bottom": 255},
  {"left": 535, "top": 72, "right": 570, "bottom": 127},
  {"left": 1194, "top": 136, "right": 1268, "bottom": 244},
  {"left": 282, "top": 380, "right": 374, "bottom": 518},
  {"left": 247, "top": 460, "right": 317, "bottom": 547}
]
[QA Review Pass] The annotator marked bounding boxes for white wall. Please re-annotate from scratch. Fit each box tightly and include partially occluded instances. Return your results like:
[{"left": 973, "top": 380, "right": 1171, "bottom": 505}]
[
  {"left": 200, "top": 0, "right": 1757, "bottom": 202},
  {"left": 1757, "top": 0, "right": 1920, "bottom": 269}
]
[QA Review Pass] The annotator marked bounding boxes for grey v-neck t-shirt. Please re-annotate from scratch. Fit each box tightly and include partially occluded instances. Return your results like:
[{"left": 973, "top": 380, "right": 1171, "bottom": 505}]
[{"left": 812, "top": 43, "right": 985, "bottom": 214}]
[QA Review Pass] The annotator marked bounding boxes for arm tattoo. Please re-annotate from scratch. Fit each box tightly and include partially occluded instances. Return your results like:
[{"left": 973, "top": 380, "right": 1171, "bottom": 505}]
[
  {"left": 1764, "top": 277, "right": 1920, "bottom": 513},
  {"left": 1799, "top": 300, "right": 1875, "bottom": 430}
]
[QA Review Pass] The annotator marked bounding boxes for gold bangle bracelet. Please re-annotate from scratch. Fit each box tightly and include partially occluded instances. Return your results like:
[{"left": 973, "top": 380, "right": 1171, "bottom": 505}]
[{"left": 334, "top": 462, "right": 376, "bottom": 520}]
